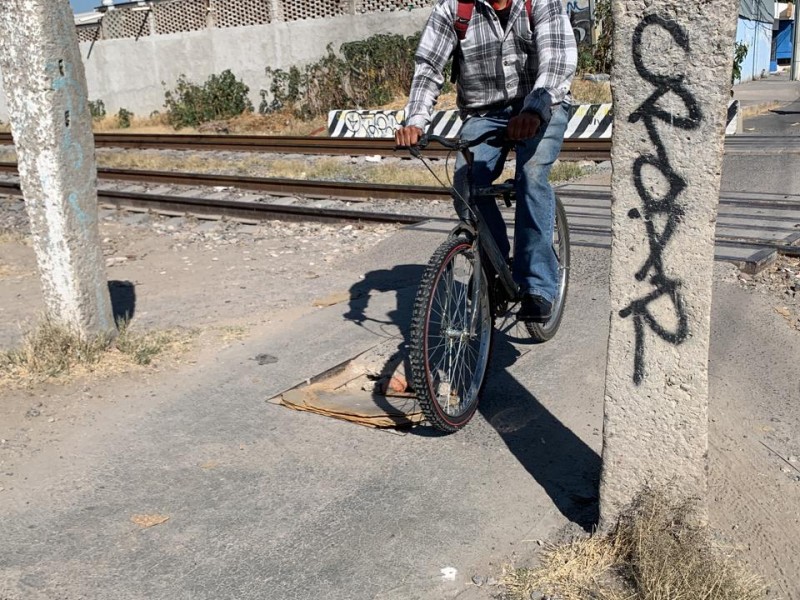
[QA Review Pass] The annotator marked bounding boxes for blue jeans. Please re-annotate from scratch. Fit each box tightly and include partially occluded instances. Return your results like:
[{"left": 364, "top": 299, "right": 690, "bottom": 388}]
[{"left": 453, "top": 102, "right": 569, "bottom": 303}]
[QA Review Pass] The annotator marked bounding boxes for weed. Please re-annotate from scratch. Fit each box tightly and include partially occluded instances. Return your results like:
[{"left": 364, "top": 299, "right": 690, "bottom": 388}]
[
  {"left": 504, "top": 489, "right": 764, "bottom": 600},
  {"left": 576, "top": 0, "right": 613, "bottom": 74},
  {"left": 550, "top": 161, "right": 586, "bottom": 183},
  {"left": 115, "top": 320, "right": 192, "bottom": 366},
  {"left": 89, "top": 99, "right": 106, "bottom": 120},
  {"left": 732, "top": 41, "right": 749, "bottom": 84},
  {"left": 0, "top": 319, "right": 111, "bottom": 380},
  {"left": 164, "top": 70, "right": 254, "bottom": 129},
  {"left": 262, "top": 33, "right": 452, "bottom": 120},
  {"left": 0, "top": 318, "right": 196, "bottom": 385},
  {"left": 116, "top": 108, "right": 134, "bottom": 129}
]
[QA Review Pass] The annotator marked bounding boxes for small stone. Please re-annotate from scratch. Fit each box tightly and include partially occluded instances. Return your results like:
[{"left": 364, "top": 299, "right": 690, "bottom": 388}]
[
  {"left": 471, "top": 575, "right": 485, "bottom": 586},
  {"left": 788, "top": 455, "right": 798, "bottom": 464},
  {"left": 25, "top": 408, "right": 40, "bottom": 418},
  {"left": 48, "top": 417, "right": 55, "bottom": 423}
]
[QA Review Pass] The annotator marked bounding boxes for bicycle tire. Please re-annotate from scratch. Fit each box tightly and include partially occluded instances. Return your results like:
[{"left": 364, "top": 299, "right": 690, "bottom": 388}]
[
  {"left": 525, "top": 195, "right": 570, "bottom": 342},
  {"left": 410, "top": 236, "right": 493, "bottom": 433}
]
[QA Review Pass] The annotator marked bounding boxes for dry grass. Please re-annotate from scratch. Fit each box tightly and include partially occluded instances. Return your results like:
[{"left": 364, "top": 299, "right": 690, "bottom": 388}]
[
  {"left": 96, "top": 150, "right": 586, "bottom": 187},
  {"left": 92, "top": 112, "right": 176, "bottom": 134},
  {"left": 504, "top": 489, "right": 764, "bottom": 600},
  {"left": 0, "top": 228, "right": 26, "bottom": 245},
  {"left": 0, "top": 318, "right": 196, "bottom": 386},
  {"left": 115, "top": 319, "right": 195, "bottom": 366},
  {"left": 0, "top": 320, "right": 112, "bottom": 381},
  {"left": 571, "top": 79, "right": 613, "bottom": 104}
]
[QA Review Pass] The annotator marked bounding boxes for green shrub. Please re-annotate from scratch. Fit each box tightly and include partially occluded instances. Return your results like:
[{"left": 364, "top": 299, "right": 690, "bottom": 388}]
[
  {"left": 732, "top": 41, "right": 748, "bottom": 84},
  {"left": 116, "top": 108, "right": 133, "bottom": 129},
  {"left": 88, "top": 99, "right": 106, "bottom": 120},
  {"left": 576, "top": 0, "right": 612, "bottom": 74},
  {"left": 164, "top": 69, "right": 254, "bottom": 129},
  {"left": 262, "top": 33, "right": 452, "bottom": 120}
]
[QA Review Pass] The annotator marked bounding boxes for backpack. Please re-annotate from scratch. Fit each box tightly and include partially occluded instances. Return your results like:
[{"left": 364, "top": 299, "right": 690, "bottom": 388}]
[
  {"left": 450, "top": 0, "right": 533, "bottom": 83},
  {"left": 454, "top": 0, "right": 532, "bottom": 40}
]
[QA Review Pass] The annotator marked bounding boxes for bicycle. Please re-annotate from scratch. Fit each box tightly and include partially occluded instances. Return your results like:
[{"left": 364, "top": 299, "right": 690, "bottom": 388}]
[{"left": 402, "top": 132, "right": 570, "bottom": 432}]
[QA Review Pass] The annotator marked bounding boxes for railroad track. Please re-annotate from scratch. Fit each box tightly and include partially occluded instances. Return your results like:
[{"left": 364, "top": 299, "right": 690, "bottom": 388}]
[
  {"left": 0, "top": 162, "right": 449, "bottom": 202},
  {"left": 0, "top": 132, "right": 612, "bottom": 160},
  {"left": 0, "top": 178, "right": 431, "bottom": 225},
  {"left": 0, "top": 166, "right": 797, "bottom": 262}
]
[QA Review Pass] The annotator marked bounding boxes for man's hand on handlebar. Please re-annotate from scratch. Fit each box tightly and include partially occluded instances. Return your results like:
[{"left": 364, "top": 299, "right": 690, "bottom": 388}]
[
  {"left": 395, "top": 125, "right": 424, "bottom": 148},
  {"left": 507, "top": 112, "right": 541, "bottom": 141}
]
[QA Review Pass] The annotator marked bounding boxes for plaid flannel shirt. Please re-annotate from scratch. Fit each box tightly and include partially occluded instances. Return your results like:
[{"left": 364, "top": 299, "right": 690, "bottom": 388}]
[{"left": 404, "top": 0, "right": 577, "bottom": 131}]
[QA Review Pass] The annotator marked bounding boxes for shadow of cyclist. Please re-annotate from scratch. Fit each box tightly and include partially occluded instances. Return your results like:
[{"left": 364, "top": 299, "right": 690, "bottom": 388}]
[
  {"left": 343, "top": 264, "right": 423, "bottom": 336},
  {"left": 344, "top": 264, "right": 600, "bottom": 530},
  {"left": 478, "top": 332, "right": 600, "bottom": 530}
]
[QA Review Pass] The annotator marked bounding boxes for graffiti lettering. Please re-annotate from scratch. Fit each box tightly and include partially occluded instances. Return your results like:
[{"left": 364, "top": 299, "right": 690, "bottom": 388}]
[
  {"left": 566, "top": 0, "right": 592, "bottom": 44},
  {"left": 619, "top": 14, "right": 701, "bottom": 385},
  {"left": 342, "top": 111, "right": 403, "bottom": 138}
]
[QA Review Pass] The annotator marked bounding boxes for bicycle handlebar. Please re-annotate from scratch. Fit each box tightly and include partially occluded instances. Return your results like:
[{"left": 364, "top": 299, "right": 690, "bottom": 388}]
[{"left": 396, "top": 129, "right": 511, "bottom": 154}]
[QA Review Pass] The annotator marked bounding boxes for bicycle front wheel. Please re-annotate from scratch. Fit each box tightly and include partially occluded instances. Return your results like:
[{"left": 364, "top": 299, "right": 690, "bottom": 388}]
[{"left": 410, "top": 236, "right": 493, "bottom": 433}]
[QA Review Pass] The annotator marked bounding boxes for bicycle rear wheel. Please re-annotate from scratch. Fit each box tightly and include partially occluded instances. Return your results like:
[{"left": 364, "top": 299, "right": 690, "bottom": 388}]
[
  {"left": 525, "top": 195, "right": 570, "bottom": 342},
  {"left": 410, "top": 236, "right": 493, "bottom": 433}
]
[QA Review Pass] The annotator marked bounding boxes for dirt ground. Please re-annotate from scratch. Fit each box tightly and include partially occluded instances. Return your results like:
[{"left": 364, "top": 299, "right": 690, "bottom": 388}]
[{"left": 1, "top": 188, "right": 799, "bottom": 597}]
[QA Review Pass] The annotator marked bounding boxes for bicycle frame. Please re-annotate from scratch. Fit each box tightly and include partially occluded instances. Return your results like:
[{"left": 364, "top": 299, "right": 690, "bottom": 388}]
[{"left": 458, "top": 146, "right": 520, "bottom": 306}]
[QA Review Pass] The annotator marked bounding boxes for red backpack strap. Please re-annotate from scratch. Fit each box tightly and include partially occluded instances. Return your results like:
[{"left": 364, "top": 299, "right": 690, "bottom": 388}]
[
  {"left": 525, "top": 0, "right": 532, "bottom": 21},
  {"left": 454, "top": 0, "right": 474, "bottom": 41}
]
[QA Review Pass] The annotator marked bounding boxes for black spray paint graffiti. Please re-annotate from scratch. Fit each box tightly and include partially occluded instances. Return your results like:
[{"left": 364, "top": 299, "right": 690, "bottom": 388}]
[
  {"left": 344, "top": 111, "right": 402, "bottom": 138},
  {"left": 619, "top": 14, "right": 701, "bottom": 385}
]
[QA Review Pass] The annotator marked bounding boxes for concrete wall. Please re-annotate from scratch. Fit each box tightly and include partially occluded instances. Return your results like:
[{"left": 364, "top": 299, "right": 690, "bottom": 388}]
[
  {"left": 736, "top": 16, "right": 773, "bottom": 81},
  {"left": 0, "top": 9, "right": 431, "bottom": 121}
]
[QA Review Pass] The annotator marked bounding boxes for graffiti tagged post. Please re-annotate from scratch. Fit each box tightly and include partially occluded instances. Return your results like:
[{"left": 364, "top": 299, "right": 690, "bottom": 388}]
[
  {"left": 0, "top": 0, "right": 115, "bottom": 338},
  {"left": 599, "top": 0, "right": 738, "bottom": 524}
]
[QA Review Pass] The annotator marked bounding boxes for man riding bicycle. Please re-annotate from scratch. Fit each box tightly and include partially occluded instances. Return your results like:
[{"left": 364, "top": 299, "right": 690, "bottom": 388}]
[{"left": 395, "top": 0, "right": 577, "bottom": 322}]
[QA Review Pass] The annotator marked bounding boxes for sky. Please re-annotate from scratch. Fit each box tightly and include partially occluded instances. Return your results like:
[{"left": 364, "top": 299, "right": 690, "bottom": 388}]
[{"left": 70, "top": 0, "right": 101, "bottom": 13}]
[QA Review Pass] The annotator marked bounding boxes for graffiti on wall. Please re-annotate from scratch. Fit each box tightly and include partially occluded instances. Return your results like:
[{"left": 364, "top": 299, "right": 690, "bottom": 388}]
[
  {"left": 328, "top": 110, "right": 405, "bottom": 138},
  {"left": 565, "top": 0, "right": 592, "bottom": 44},
  {"left": 618, "top": 14, "right": 700, "bottom": 385}
]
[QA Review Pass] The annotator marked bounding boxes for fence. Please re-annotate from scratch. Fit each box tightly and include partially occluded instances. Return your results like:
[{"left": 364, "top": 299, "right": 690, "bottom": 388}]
[{"left": 76, "top": 0, "right": 436, "bottom": 42}]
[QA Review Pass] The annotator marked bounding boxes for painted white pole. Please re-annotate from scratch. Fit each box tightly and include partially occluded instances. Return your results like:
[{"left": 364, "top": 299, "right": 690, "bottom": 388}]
[
  {"left": 0, "top": 0, "right": 116, "bottom": 339},
  {"left": 599, "top": 0, "right": 738, "bottom": 525}
]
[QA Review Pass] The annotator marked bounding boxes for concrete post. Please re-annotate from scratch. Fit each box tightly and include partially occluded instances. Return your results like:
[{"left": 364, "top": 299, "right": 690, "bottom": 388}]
[
  {"left": 0, "top": 0, "right": 115, "bottom": 339},
  {"left": 599, "top": 0, "right": 738, "bottom": 525},
  {"left": 792, "top": 4, "right": 800, "bottom": 80}
]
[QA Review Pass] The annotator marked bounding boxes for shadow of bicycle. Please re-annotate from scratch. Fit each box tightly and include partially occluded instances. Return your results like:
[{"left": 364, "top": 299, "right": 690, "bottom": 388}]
[{"left": 345, "top": 264, "right": 600, "bottom": 530}]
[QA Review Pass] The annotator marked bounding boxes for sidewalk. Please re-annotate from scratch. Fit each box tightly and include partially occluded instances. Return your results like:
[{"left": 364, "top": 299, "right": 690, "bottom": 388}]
[{"left": 733, "top": 69, "right": 800, "bottom": 110}]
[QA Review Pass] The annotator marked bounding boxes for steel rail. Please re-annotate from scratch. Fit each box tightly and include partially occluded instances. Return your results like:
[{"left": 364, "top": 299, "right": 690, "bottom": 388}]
[
  {"left": 0, "top": 162, "right": 452, "bottom": 201},
  {"left": 0, "top": 178, "right": 797, "bottom": 254},
  {"left": 0, "top": 180, "right": 431, "bottom": 225},
  {"left": 0, "top": 132, "right": 612, "bottom": 160}
]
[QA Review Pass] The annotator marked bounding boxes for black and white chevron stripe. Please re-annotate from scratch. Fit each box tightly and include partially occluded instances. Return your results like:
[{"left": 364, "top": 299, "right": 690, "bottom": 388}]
[{"left": 327, "top": 100, "right": 740, "bottom": 138}]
